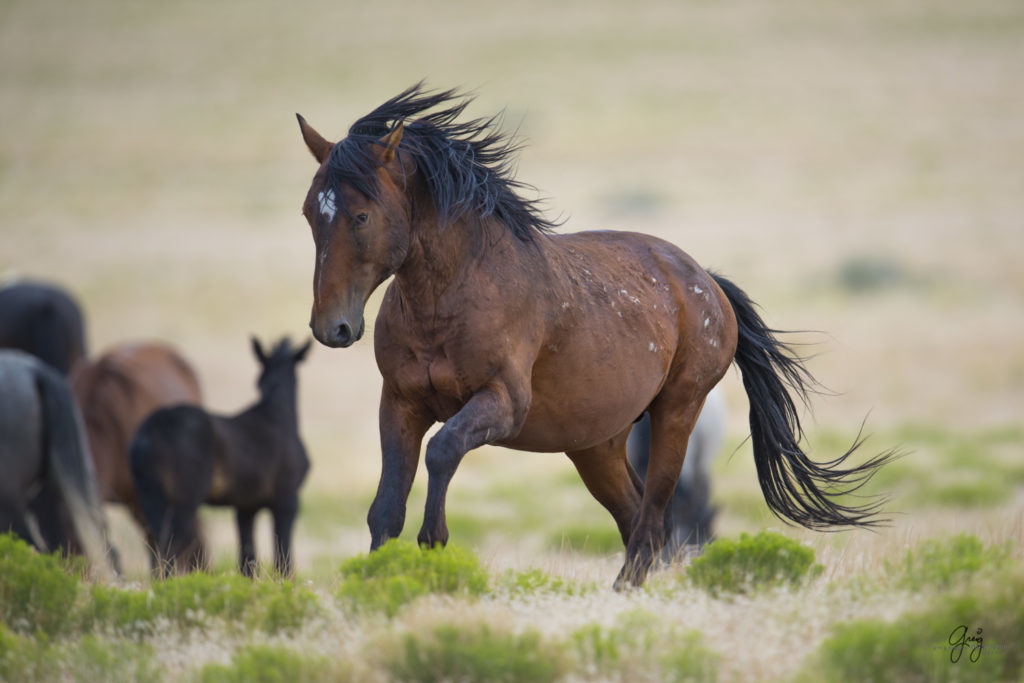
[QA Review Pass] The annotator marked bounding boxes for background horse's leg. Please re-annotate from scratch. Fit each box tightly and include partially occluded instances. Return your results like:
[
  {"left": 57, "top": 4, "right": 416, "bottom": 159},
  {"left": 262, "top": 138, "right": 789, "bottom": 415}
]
[
  {"left": 418, "top": 386, "right": 523, "bottom": 548},
  {"left": 271, "top": 492, "right": 299, "bottom": 577},
  {"left": 616, "top": 396, "right": 704, "bottom": 589},
  {"left": 0, "top": 502, "right": 40, "bottom": 550},
  {"left": 368, "top": 389, "right": 431, "bottom": 549},
  {"left": 236, "top": 506, "right": 258, "bottom": 577},
  {"left": 566, "top": 427, "right": 642, "bottom": 546}
]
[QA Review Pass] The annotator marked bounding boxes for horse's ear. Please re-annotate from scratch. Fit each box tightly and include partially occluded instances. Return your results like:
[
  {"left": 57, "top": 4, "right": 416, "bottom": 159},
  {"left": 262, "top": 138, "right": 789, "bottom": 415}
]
[
  {"left": 379, "top": 122, "right": 404, "bottom": 164},
  {"left": 251, "top": 336, "right": 268, "bottom": 364},
  {"left": 293, "top": 338, "right": 313, "bottom": 363},
  {"left": 297, "top": 114, "right": 334, "bottom": 164}
]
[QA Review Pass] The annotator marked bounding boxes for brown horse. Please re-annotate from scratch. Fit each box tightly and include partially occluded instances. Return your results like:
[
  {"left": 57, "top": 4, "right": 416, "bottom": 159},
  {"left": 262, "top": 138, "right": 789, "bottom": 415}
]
[
  {"left": 297, "top": 85, "right": 895, "bottom": 588},
  {"left": 71, "top": 342, "right": 203, "bottom": 554}
]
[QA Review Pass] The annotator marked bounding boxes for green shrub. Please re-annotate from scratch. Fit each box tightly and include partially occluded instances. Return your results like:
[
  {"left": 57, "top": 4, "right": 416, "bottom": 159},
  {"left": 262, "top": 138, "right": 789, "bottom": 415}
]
[
  {"left": 0, "top": 623, "right": 158, "bottom": 683},
  {"left": 572, "top": 610, "right": 719, "bottom": 681},
  {"left": 685, "top": 531, "right": 823, "bottom": 596},
  {"left": 808, "top": 568, "right": 1024, "bottom": 682},
  {"left": 335, "top": 539, "right": 489, "bottom": 616},
  {"left": 890, "top": 534, "right": 1012, "bottom": 591},
  {"left": 549, "top": 524, "right": 623, "bottom": 555},
  {"left": 83, "top": 573, "right": 322, "bottom": 637},
  {"left": 385, "top": 623, "right": 565, "bottom": 683},
  {"left": 0, "top": 533, "right": 82, "bottom": 636},
  {"left": 200, "top": 644, "right": 334, "bottom": 683}
]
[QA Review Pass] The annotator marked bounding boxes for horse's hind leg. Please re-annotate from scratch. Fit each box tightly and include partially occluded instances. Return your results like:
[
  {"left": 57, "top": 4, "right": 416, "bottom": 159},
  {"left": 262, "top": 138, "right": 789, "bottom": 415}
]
[
  {"left": 566, "top": 428, "right": 642, "bottom": 547},
  {"left": 616, "top": 396, "right": 704, "bottom": 590}
]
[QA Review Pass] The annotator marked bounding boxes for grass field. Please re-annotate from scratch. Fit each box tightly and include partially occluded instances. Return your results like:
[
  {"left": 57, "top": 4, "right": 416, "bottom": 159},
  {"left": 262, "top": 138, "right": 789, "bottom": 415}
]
[{"left": 2, "top": 0, "right": 1023, "bottom": 680}]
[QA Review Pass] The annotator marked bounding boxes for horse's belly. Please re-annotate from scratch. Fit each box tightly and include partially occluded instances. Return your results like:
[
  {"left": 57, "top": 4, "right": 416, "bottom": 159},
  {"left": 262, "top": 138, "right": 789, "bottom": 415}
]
[{"left": 501, "top": 349, "right": 669, "bottom": 453}]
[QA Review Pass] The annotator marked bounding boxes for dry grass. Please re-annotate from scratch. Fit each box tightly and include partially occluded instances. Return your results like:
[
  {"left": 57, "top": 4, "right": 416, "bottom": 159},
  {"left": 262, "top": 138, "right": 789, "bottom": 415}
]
[{"left": 2, "top": 0, "right": 1023, "bottom": 679}]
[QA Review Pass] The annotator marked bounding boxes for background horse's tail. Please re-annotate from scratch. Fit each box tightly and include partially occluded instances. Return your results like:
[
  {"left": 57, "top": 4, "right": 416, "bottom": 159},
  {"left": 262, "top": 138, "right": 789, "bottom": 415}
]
[
  {"left": 711, "top": 272, "right": 897, "bottom": 529},
  {"left": 34, "top": 363, "right": 119, "bottom": 579},
  {"left": 129, "top": 420, "right": 169, "bottom": 561}
]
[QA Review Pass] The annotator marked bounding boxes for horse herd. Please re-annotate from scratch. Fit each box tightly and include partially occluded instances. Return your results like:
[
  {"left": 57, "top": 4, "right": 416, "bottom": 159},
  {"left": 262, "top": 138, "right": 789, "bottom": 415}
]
[
  {"left": 0, "top": 280, "right": 311, "bottom": 578},
  {"left": 0, "top": 277, "right": 724, "bottom": 581}
]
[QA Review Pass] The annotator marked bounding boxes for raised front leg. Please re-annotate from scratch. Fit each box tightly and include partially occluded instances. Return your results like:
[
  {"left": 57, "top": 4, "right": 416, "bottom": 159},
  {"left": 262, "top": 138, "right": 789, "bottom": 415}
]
[
  {"left": 271, "top": 493, "right": 299, "bottom": 577},
  {"left": 367, "top": 386, "right": 432, "bottom": 550},
  {"left": 418, "top": 384, "right": 525, "bottom": 547},
  {"left": 236, "top": 506, "right": 258, "bottom": 578}
]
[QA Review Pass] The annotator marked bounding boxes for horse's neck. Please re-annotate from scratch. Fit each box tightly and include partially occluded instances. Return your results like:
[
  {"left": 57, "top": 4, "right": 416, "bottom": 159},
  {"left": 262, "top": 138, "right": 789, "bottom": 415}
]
[
  {"left": 394, "top": 214, "right": 544, "bottom": 314},
  {"left": 254, "top": 380, "right": 300, "bottom": 433}
]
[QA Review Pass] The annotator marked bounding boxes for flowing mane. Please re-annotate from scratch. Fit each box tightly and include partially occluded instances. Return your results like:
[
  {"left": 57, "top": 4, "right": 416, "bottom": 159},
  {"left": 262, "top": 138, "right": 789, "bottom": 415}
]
[{"left": 324, "top": 84, "right": 559, "bottom": 242}]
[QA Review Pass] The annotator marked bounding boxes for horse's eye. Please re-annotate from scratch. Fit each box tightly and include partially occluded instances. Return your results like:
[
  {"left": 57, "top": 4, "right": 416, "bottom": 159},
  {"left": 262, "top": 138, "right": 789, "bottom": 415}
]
[{"left": 355, "top": 213, "right": 369, "bottom": 225}]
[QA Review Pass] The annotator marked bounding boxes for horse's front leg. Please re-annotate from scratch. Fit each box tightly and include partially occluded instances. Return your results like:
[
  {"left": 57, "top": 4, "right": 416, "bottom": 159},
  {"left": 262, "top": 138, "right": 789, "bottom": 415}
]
[
  {"left": 418, "top": 384, "right": 525, "bottom": 547},
  {"left": 367, "top": 386, "right": 432, "bottom": 550}
]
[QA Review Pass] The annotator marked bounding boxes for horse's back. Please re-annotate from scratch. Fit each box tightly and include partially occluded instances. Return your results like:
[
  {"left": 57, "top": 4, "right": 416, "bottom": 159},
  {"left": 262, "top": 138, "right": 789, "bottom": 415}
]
[
  {"left": 131, "top": 404, "right": 217, "bottom": 504},
  {"left": 0, "top": 281, "right": 86, "bottom": 375}
]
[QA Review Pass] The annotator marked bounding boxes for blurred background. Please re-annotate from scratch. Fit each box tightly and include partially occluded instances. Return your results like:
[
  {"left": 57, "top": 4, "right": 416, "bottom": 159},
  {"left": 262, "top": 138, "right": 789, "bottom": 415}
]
[{"left": 3, "top": 0, "right": 1022, "bottom": 578}]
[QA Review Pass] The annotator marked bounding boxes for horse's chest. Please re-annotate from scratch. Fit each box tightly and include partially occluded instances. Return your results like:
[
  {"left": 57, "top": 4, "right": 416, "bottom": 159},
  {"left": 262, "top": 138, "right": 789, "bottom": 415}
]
[{"left": 393, "top": 352, "right": 474, "bottom": 422}]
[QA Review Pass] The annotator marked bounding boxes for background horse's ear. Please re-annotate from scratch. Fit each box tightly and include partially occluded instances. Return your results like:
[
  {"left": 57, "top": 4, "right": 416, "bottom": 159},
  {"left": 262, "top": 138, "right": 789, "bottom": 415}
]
[
  {"left": 297, "top": 114, "right": 335, "bottom": 164},
  {"left": 251, "top": 336, "right": 268, "bottom": 364},
  {"left": 379, "top": 122, "right": 404, "bottom": 164},
  {"left": 293, "top": 338, "right": 313, "bottom": 363}
]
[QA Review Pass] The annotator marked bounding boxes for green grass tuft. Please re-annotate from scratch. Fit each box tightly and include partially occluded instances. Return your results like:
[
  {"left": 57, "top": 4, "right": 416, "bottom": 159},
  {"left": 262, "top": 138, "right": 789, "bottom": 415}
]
[
  {"left": 335, "top": 539, "right": 489, "bottom": 616},
  {"left": 685, "top": 531, "right": 823, "bottom": 596},
  {"left": 200, "top": 644, "right": 335, "bottom": 683},
  {"left": 888, "top": 533, "right": 1013, "bottom": 591},
  {"left": 385, "top": 623, "right": 565, "bottom": 683},
  {"left": 0, "top": 533, "right": 82, "bottom": 637},
  {"left": 495, "top": 568, "right": 597, "bottom": 596}
]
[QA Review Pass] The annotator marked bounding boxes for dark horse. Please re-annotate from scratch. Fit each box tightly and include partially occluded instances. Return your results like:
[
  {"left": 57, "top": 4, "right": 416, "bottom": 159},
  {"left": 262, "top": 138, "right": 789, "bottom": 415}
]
[
  {"left": 130, "top": 338, "right": 311, "bottom": 577},
  {"left": 297, "top": 85, "right": 895, "bottom": 588},
  {"left": 0, "top": 280, "right": 87, "bottom": 375},
  {"left": 72, "top": 342, "right": 203, "bottom": 561},
  {"left": 627, "top": 384, "right": 726, "bottom": 554},
  {"left": 0, "top": 350, "right": 118, "bottom": 579}
]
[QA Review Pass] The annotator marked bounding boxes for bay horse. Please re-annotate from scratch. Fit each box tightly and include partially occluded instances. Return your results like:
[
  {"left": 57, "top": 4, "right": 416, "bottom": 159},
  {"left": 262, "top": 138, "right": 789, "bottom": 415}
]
[
  {"left": 71, "top": 342, "right": 203, "bottom": 563},
  {"left": 297, "top": 85, "right": 895, "bottom": 588},
  {"left": 0, "top": 350, "right": 118, "bottom": 580},
  {"left": 0, "top": 279, "right": 87, "bottom": 376},
  {"left": 627, "top": 384, "right": 726, "bottom": 554},
  {"left": 129, "top": 337, "right": 311, "bottom": 577}
]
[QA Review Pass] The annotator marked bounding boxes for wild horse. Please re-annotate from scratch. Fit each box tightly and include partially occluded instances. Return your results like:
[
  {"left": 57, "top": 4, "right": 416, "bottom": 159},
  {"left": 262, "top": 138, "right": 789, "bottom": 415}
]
[
  {"left": 130, "top": 338, "right": 310, "bottom": 577},
  {"left": 72, "top": 342, "right": 203, "bottom": 561},
  {"left": 0, "top": 350, "right": 119, "bottom": 580},
  {"left": 297, "top": 85, "right": 895, "bottom": 588}
]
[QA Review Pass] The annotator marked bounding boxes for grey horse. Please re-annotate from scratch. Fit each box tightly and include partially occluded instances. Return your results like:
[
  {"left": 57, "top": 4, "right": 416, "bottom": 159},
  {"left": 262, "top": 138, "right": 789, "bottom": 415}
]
[{"left": 0, "top": 350, "right": 118, "bottom": 579}]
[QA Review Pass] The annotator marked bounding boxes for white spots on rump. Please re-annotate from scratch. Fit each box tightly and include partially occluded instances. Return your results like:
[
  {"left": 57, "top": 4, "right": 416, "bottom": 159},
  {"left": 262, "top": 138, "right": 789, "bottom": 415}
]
[{"left": 318, "top": 188, "right": 337, "bottom": 222}]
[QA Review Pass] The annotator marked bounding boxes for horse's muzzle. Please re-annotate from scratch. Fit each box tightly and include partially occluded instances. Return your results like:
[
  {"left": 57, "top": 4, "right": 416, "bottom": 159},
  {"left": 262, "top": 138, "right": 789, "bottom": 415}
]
[{"left": 310, "top": 315, "right": 364, "bottom": 348}]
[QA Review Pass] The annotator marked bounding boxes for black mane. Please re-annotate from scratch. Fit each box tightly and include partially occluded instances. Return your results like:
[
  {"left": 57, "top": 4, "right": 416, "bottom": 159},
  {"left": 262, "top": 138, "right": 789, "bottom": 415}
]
[{"left": 324, "top": 84, "right": 559, "bottom": 242}]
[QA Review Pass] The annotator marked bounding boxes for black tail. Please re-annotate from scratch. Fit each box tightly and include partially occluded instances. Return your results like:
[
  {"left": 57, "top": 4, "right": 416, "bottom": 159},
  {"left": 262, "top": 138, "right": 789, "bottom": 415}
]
[
  {"left": 711, "top": 273, "right": 897, "bottom": 529},
  {"left": 129, "top": 423, "right": 169, "bottom": 556},
  {"left": 33, "top": 362, "right": 119, "bottom": 578}
]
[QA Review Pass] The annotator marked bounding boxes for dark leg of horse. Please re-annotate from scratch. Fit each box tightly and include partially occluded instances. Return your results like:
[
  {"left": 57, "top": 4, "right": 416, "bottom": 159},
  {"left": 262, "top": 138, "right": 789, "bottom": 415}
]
[
  {"left": 0, "top": 503, "right": 38, "bottom": 549},
  {"left": 565, "top": 428, "right": 642, "bottom": 546},
  {"left": 418, "top": 388, "right": 520, "bottom": 547},
  {"left": 236, "top": 507, "right": 258, "bottom": 578},
  {"left": 368, "top": 389, "right": 430, "bottom": 549},
  {"left": 271, "top": 493, "right": 299, "bottom": 577},
  {"left": 615, "top": 398, "right": 703, "bottom": 590}
]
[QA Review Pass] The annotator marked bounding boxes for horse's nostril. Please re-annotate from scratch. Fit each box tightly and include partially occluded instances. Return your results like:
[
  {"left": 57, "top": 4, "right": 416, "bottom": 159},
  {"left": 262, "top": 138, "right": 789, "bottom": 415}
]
[{"left": 335, "top": 322, "right": 353, "bottom": 346}]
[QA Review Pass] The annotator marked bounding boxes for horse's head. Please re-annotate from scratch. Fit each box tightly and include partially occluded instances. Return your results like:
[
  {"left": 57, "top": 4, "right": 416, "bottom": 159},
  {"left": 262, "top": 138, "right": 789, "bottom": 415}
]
[
  {"left": 297, "top": 116, "right": 412, "bottom": 348},
  {"left": 251, "top": 336, "right": 312, "bottom": 396}
]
